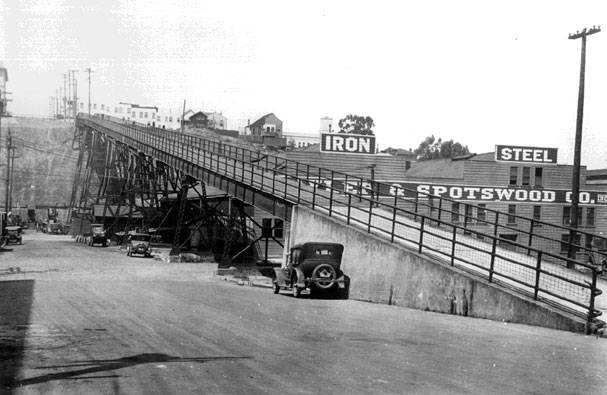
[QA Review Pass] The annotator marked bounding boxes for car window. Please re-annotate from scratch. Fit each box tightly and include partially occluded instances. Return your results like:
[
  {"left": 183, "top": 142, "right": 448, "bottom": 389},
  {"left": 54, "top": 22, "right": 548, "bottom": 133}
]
[{"left": 313, "top": 249, "right": 334, "bottom": 256}]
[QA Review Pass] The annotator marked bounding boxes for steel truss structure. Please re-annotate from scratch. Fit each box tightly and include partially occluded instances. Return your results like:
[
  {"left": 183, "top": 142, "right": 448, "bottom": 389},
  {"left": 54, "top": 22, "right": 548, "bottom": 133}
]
[{"left": 69, "top": 122, "right": 282, "bottom": 265}]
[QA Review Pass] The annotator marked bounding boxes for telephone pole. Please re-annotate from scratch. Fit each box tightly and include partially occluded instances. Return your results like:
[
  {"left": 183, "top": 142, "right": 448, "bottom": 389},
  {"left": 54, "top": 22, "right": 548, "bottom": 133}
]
[
  {"left": 5, "top": 129, "right": 12, "bottom": 213},
  {"left": 84, "top": 68, "right": 93, "bottom": 115},
  {"left": 69, "top": 70, "right": 78, "bottom": 118},
  {"left": 567, "top": 26, "right": 601, "bottom": 266}
]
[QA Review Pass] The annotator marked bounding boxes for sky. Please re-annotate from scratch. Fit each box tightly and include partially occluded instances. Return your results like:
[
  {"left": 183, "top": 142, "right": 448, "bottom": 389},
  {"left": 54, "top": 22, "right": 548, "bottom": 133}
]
[{"left": 1, "top": 0, "right": 607, "bottom": 168}]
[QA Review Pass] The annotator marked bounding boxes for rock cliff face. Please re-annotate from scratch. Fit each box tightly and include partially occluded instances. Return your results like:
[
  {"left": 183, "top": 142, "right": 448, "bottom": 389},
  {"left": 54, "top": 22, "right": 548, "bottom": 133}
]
[{"left": 0, "top": 117, "right": 77, "bottom": 211}]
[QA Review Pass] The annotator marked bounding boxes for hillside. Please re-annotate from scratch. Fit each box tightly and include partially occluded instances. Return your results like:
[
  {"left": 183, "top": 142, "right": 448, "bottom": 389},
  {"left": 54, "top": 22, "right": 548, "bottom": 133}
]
[{"left": 0, "top": 117, "right": 77, "bottom": 210}]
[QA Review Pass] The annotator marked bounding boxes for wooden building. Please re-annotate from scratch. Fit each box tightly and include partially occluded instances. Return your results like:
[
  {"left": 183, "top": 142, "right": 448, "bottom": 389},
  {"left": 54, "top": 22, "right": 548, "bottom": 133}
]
[{"left": 395, "top": 149, "right": 607, "bottom": 260}]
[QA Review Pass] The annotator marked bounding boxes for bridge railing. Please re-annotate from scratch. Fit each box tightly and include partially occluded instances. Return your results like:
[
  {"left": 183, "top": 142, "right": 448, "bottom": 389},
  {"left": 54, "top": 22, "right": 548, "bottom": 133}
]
[
  {"left": 79, "top": 115, "right": 604, "bottom": 326},
  {"left": 131, "top": 119, "right": 607, "bottom": 267}
]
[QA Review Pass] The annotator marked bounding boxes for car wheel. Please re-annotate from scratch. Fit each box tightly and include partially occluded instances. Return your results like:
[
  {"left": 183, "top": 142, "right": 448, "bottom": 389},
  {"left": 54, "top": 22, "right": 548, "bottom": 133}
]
[
  {"left": 311, "top": 264, "right": 337, "bottom": 290},
  {"left": 272, "top": 281, "right": 280, "bottom": 294},
  {"left": 292, "top": 285, "right": 301, "bottom": 298}
]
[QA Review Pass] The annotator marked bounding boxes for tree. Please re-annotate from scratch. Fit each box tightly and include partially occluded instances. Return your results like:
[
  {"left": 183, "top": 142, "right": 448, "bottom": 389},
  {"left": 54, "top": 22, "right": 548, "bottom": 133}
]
[
  {"left": 414, "top": 135, "right": 470, "bottom": 160},
  {"left": 337, "top": 114, "right": 375, "bottom": 135}
]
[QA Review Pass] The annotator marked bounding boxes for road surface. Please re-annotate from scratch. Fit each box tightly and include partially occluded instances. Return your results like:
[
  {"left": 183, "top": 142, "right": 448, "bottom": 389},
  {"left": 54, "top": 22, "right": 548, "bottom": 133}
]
[{"left": 1, "top": 232, "right": 606, "bottom": 394}]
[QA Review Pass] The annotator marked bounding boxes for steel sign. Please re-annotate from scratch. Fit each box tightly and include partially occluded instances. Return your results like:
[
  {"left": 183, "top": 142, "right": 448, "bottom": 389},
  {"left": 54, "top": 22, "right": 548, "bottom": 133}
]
[
  {"left": 321, "top": 133, "right": 376, "bottom": 154},
  {"left": 495, "top": 145, "right": 558, "bottom": 164}
]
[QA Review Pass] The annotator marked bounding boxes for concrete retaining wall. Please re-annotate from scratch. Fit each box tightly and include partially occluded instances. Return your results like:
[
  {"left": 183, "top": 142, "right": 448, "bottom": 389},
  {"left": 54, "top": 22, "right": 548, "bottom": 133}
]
[{"left": 289, "top": 206, "right": 588, "bottom": 333}]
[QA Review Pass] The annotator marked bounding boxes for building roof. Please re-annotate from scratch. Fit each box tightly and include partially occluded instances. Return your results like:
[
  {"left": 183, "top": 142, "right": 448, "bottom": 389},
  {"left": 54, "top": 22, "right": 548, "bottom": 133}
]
[
  {"left": 248, "top": 113, "right": 280, "bottom": 129},
  {"left": 405, "top": 158, "right": 466, "bottom": 180}
]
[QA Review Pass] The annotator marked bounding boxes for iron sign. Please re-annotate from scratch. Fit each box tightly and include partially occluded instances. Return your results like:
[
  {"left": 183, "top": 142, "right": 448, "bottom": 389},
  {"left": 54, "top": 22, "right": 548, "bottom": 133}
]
[{"left": 321, "top": 133, "right": 376, "bottom": 154}]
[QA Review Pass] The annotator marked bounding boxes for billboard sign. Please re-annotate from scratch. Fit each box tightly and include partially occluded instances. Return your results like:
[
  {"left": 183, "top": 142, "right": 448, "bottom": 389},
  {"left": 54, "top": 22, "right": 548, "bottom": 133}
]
[
  {"left": 495, "top": 145, "right": 558, "bottom": 164},
  {"left": 320, "top": 133, "right": 376, "bottom": 154}
]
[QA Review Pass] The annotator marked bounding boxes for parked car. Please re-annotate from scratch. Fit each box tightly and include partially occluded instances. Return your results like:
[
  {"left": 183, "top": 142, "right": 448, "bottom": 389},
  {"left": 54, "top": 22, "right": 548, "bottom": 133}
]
[
  {"left": 89, "top": 224, "right": 108, "bottom": 247},
  {"left": 126, "top": 233, "right": 152, "bottom": 257},
  {"left": 272, "top": 242, "right": 349, "bottom": 298},
  {"left": 5, "top": 226, "right": 22, "bottom": 245}
]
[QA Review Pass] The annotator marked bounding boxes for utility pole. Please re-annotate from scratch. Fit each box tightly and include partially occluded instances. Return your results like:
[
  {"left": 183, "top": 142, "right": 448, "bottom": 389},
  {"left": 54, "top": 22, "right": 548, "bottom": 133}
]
[
  {"left": 63, "top": 73, "right": 67, "bottom": 119},
  {"left": 5, "top": 129, "right": 12, "bottom": 213},
  {"left": 181, "top": 99, "right": 186, "bottom": 133},
  {"left": 84, "top": 68, "right": 93, "bottom": 115},
  {"left": 567, "top": 26, "right": 601, "bottom": 267},
  {"left": 69, "top": 70, "right": 78, "bottom": 118}
]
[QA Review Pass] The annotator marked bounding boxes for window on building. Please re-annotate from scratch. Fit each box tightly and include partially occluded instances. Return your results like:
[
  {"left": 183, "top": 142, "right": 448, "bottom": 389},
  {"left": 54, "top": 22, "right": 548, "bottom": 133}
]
[
  {"left": 140, "top": 112, "right": 143, "bottom": 118},
  {"left": 586, "top": 234, "right": 594, "bottom": 250},
  {"left": 80, "top": 103, "right": 84, "bottom": 109},
  {"left": 522, "top": 167, "right": 530, "bottom": 186},
  {"left": 535, "top": 168, "right": 543, "bottom": 187},
  {"left": 261, "top": 218, "right": 273, "bottom": 238},
  {"left": 533, "top": 205, "right": 541, "bottom": 223},
  {"left": 451, "top": 202, "right": 460, "bottom": 223},
  {"left": 93, "top": 103, "right": 97, "bottom": 109},
  {"left": 507, "top": 204, "right": 516, "bottom": 224},
  {"left": 560, "top": 233, "right": 581, "bottom": 253},
  {"left": 587, "top": 207, "right": 595, "bottom": 227},
  {"left": 464, "top": 204, "right": 473, "bottom": 224},
  {"left": 169, "top": 117, "right": 173, "bottom": 122},
  {"left": 101, "top": 104, "right": 105, "bottom": 110},
  {"left": 509, "top": 167, "right": 518, "bottom": 185},
  {"left": 274, "top": 219, "right": 284, "bottom": 239},
  {"left": 562, "top": 206, "right": 582, "bottom": 226},
  {"left": 562, "top": 206, "right": 570, "bottom": 226},
  {"left": 477, "top": 204, "right": 486, "bottom": 224},
  {"left": 499, "top": 234, "right": 518, "bottom": 250}
]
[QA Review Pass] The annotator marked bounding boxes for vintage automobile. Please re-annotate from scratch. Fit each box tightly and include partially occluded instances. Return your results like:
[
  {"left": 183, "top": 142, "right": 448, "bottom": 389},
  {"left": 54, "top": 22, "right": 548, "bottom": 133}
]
[
  {"left": 126, "top": 232, "right": 152, "bottom": 257},
  {"left": 272, "top": 242, "right": 349, "bottom": 298},
  {"left": 5, "top": 226, "right": 23, "bottom": 245},
  {"left": 89, "top": 223, "right": 108, "bottom": 247}
]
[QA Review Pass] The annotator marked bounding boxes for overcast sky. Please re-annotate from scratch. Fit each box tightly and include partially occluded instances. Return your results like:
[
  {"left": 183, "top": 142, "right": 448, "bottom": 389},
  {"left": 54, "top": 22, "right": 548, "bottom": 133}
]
[{"left": 1, "top": 0, "right": 607, "bottom": 168}]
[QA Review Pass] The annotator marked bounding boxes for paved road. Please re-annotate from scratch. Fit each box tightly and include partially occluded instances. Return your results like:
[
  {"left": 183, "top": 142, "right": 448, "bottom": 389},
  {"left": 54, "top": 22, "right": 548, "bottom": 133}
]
[{"left": 1, "top": 232, "right": 606, "bottom": 394}]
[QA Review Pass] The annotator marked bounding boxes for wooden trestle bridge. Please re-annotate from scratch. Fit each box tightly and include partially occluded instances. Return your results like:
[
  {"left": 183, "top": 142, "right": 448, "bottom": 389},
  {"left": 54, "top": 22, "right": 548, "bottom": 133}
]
[{"left": 69, "top": 115, "right": 605, "bottom": 329}]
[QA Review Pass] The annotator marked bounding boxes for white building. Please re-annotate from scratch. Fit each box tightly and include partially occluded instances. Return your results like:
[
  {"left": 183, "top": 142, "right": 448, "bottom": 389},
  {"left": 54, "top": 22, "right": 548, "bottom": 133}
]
[{"left": 283, "top": 131, "right": 319, "bottom": 148}]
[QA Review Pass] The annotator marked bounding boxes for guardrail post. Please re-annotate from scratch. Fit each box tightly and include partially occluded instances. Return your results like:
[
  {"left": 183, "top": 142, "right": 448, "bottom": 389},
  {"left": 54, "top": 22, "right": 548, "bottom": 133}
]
[
  {"left": 329, "top": 171, "right": 335, "bottom": 216},
  {"left": 312, "top": 182, "right": 317, "bottom": 209},
  {"left": 297, "top": 178, "right": 302, "bottom": 203},
  {"left": 534, "top": 251, "right": 542, "bottom": 300},
  {"left": 367, "top": 198, "right": 373, "bottom": 233},
  {"left": 527, "top": 220, "right": 535, "bottom": 256},
  {"left": 437, "top": 197, "right": 442, "bottom": 228},
  {"left": 488, "top": 212, "right": 500, "bottom": 282},
  {"left": 450, "top": 226, "right": 457, "bottom": 266},
  {"left": 587, "top": 269, "right": 601, "bottom": 334},
  {"left": 391, "top": 188, "right": 398, "bottom": 243},
  {"left": 272, "top": 169, "right": 276, "bottom": 195},
  {"left": 347, "top": 194, "right": 352, "bottom": 225},
  {"left": 419, "top": 217, "right": 425, "bottom": 254},
  {"left": 414, "top": 193, "right": 419, "bottom": 221}
]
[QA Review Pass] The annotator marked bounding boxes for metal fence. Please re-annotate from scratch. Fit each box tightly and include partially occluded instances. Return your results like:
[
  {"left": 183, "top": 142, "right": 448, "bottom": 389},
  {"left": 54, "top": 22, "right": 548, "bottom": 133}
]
[{"left": 79, "top": 115, "right": 604, "bottom": 326}]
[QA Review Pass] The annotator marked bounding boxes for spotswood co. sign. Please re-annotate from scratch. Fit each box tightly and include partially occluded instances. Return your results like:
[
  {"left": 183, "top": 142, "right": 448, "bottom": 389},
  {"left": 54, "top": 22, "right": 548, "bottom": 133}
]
[{"left": 321, "top": 133, "right": 376, "bottom": 154}]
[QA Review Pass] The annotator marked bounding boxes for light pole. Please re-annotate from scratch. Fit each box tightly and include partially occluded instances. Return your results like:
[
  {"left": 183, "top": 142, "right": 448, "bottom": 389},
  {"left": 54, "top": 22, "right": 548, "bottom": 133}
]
[{"left": 567, "top": 26, "right": 601, "bottom": 267}]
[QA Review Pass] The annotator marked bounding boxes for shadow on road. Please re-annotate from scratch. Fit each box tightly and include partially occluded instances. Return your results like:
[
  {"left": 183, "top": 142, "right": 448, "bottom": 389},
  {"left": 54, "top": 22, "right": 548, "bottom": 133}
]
[
  {"left": 12, "top": 353, "right": 251, "bottom": 388},
  {"left": 0, "top": 280, "right": 35, "bottom": 392}
]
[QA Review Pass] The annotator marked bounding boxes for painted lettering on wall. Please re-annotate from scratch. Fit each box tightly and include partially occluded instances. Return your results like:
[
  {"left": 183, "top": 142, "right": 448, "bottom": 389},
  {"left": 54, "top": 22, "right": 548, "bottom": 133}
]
[
  {"left": 321, "top": 133, "right": 376, "bottom": 154},
  {"left": 495, "top": 145, "right": 558, "bottom": 164}
]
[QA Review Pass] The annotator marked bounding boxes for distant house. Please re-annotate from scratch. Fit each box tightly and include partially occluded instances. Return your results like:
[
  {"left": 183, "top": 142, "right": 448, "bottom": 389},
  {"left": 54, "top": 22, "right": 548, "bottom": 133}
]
[
  {"left": 205, "top": 111, "right": 227, "bottom": 129},
  {"left": 247, "top": 113, "right": 283, "bottom": 137},
  {"left": 188, "top": 111, "right": 209, "bottom": 128}
]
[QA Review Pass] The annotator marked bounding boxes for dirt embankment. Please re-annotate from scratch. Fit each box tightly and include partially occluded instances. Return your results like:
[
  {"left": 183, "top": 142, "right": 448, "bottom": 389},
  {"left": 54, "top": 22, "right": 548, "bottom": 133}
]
[{"left": 1, "top": 116, "right": 77, "bottom": 209}]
